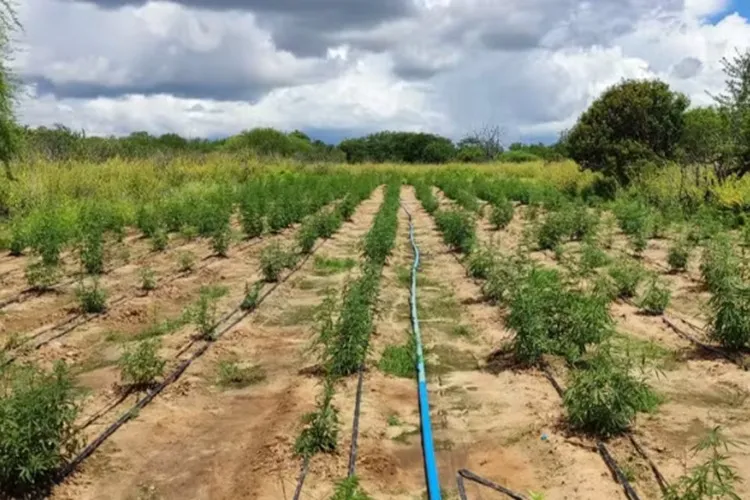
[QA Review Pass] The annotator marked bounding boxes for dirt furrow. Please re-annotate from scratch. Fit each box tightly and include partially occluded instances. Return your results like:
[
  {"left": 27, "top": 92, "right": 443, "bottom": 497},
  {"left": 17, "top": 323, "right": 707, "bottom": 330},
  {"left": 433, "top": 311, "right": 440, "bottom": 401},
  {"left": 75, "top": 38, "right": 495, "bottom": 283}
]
[{"left": 51, "top": 188, "right": 384, "bottom": 500}]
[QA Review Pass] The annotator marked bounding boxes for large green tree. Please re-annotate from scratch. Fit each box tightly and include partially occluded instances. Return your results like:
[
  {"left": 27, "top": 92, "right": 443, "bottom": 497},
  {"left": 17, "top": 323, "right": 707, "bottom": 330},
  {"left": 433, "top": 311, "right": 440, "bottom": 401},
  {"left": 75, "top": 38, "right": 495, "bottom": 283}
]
[
  {"left": 0, "top": 0, "right": 19, "bottom": 180},
  {"left": 567, "top": 79, "right": 690, "bottom": 185},
  {"left": 712, "top": 49, "right": 750, "bottom": 180}
]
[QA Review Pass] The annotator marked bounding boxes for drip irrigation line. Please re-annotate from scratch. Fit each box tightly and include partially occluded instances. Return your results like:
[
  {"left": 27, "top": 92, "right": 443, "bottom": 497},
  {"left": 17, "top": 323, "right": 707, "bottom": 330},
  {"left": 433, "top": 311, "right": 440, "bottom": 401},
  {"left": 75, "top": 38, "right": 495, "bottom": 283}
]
[
  {"left": 597, "top": 443, "right": 641, "bottom": 500},
  {"left": 292, "top": 457, "right": 311, "bottom": 500},
  {"left": 402, "top": 203, "right": 442, "bottom": 500},
  {"left": 347, "top": 364, "right": 366, "bottom": 477},
  {"left": 661, "top": 317, "right": 745, "bottom": 369},
  {"left": 55, "top": 238, "right": 326, "bottom": 484},
  {"left": 456, "top": 469, "right": 527, "bottom": 500},
  {"left": 542, "top": 364, "right": 642, "bottom": 500},
  {"left": 628, "top": 434, "right": 670, "bottom": 494}
]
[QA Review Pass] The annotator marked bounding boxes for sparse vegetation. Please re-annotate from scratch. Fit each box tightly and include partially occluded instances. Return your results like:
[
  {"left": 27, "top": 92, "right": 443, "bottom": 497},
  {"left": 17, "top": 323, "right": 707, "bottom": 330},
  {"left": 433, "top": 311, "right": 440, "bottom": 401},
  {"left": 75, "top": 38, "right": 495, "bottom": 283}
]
[{"left": 118, "top": 339, "right": 166, "bottom": 390}]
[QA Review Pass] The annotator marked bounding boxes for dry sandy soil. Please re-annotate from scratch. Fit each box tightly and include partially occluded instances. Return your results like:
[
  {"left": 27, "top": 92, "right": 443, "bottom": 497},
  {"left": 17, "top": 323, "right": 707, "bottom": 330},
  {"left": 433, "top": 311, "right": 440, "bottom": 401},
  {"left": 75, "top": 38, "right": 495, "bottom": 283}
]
[{"left": 2, "top": 185, "right": 749, "bottom": 499}]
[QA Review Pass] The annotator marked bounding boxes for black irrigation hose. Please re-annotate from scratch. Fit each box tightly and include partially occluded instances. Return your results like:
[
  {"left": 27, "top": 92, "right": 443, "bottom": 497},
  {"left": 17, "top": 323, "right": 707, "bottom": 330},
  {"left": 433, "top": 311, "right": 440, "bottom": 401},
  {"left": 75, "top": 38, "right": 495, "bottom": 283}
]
[
  {"left": 456, "top": 469, "right": 527, "bottom": 500},
  {"left": 598, "top": 443, "right": 641, "bottom": 500},
  {"left": 347, "top": 364, "right": 366, "bottom": 477},
  {"left": 628, "top": 434, "right": 670, "bottom": 495},
  {"left": 661, "top": 316, "right": 746, "bottom": 369},
  {"left": 542, "top": 365, "right": 642, "bottom": 500},
  {"left": 292, "top": 456, "right": 311, "bottom": 500},
  {"left": 55, "top": 238, "right": 326, "bottom": 484}
]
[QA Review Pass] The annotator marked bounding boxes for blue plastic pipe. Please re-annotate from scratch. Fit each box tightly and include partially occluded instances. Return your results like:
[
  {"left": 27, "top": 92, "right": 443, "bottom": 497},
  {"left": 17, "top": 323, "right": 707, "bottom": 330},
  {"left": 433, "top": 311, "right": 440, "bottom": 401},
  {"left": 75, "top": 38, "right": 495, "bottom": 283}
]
[{"left": 403, "top": 204, "right": 442, "bottom": 500}]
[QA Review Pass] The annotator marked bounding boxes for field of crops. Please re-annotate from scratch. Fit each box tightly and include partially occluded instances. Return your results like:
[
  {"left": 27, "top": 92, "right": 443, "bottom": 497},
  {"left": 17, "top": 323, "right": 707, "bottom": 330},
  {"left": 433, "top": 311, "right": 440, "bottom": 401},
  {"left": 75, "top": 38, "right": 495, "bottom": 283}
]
[{"left": 1, "top": 159, "right": 749, "bottom": 500}]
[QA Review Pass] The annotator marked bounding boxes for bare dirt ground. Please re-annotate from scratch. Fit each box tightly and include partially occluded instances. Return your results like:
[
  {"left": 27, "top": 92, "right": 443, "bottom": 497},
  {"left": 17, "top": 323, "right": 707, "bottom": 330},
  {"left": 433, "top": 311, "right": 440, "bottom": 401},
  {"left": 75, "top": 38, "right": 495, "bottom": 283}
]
[
  {"left": 51, "top": 188, "right": 384, "bottom": 500},
  {"left": 475, "top": 200, "right": 750, "bottom": 499}
]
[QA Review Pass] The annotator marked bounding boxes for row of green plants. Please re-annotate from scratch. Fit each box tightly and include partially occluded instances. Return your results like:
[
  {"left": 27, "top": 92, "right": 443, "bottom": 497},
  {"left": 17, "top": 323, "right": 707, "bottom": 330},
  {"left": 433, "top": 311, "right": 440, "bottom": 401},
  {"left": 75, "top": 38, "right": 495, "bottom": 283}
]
[
  {"left": 433, "top": 181, "right": 661, "bottom": 438},
  {"left": 0, "top": 177, "right": 379, "bottom": 497},
  {"left": 294, "top": 182, "right": 401, "bottom": 499},
  {"left": 437, "top": 177, "right": 745, "bottom": 498},
  {"left": 8, "top": 171, "right": 376, "bottom": 293}
]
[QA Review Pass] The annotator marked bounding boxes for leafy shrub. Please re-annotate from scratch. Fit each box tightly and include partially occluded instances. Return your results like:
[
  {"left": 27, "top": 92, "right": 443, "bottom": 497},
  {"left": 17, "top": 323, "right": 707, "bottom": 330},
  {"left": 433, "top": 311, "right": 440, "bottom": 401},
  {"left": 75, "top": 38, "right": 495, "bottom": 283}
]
[
  {"left": 0, "top": 361, "right": 80, "bottom": 496},
  {"left": 76, "top": 279, "right": 107, "bottom": 313},
  {"left": 25, "top": 261, "right": 61, "bottom": 291},
  {"left": 608, "top": 259, "right": 645, "bottom": 299},
  {"left": 665, "top": 427, "right": 742, "bottom": 500},
  {"left": 260, "top": 242, "right": 296, "bottom": 282},
  {"left": 118, "top": 339, "right": 166, "bottom": 389},
  {"left": 150, "top": 227, "right": 168, "bottom": 252},
  {"left": 295, "top": 380, "right": 339, "bottom": 458},
  {"left": 314, "top": 210, "right": 342, "bottom": 239},
  {"left": 177, "top": 250, "right": 196, "bottom": 273},
  {"left": 564, "top": 353, "right": 660, "bottom": 437},
  {"left": 668, "top": 238, "right": 691, "bottom": 272},
  {"left": 330, "top": 476, "right": 373, "bottom": 500},
  {"left": 139, "top": 266, "right": 157, "bottom": 291},
  {"left": 507, "top": 268, "right": 612, "bottom": 364},
  {"left": 211, "top": 226, "right": 231, "bottom": 257},
  {"left": 489, "top": 199, "right": 514, "bottom": 230},
  {"left": 240, "top": 281, "right": 263, "bottom": 311},
  {"left": 709, "top": 281, "right": 750, "bottom": 351},
  {"left": 435, "top": 209, "right": 476, "bottom": 254},
  {"left": 239, "top": 207, "right": 264, "bottom": 239},
  {"left": 700, "top": 236, "right": 740, "bottom": 293},
  {"left": 579, "top": 241, "right": 610, "bottom": 274},
  {"left": 336, "top": 194, "right": 358, "bottom": 221},
  {"left": 638, "top": 278, "right": 671, "bottom": 315},
  {"left": 297, "top": 220, "right": 318, "bottom": 255},
  {"left": 466, "top": 245, "right": 496, "bottom": 280},
  {"left": 482, "top": 254, "right": 527, "bottom": 305},
  {"left": 189, "top": 286, "right": 228, "bottom": 340},
  {"left": 78, "top": 230, "right": 104, "bottom": 275}
]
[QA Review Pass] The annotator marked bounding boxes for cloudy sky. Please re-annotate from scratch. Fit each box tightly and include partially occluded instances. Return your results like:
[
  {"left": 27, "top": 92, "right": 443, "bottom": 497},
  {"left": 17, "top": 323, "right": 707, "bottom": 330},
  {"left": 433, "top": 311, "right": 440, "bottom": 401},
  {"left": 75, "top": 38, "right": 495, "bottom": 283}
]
[{"left": 12, "top": 0, "right": 750, "bottom": 143}]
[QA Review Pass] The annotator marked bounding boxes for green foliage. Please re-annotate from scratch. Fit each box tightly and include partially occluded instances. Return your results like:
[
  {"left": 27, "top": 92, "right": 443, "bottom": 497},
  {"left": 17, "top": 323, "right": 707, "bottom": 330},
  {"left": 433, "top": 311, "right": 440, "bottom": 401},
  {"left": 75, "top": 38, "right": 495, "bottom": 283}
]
[
  {"left": 150, "top": 227, "right": 168, "bottom": 252},
  {"left": 188, "top": 286, "right": 228, "bottom": 340},
  {"left": 638, "top": 277, "right": 672, "bottom": 315},
  {"left": 78, "top": 230, "right": 105, "bottom": 275},
  {"left": 489, "top": 199, "right": 514, "bottom": 230},
  {"left": 0, "top": 361, "right": 80, "bottom": 496},
  {"left": 668, "top": 238, "right": 692, "bottom": 272},
  {"left": 709, "top": 281, "right": 750, "bottom": 351},
  {"left": 240, "top": 281, "right": 263, "bottom": 311},
  {"left": 378, "top": 337, "right": 416, "bottom": 379},
  {"left": 260, "top": 242, "right": 297, "bottom": 282},
  {"left": 507, "top": 267, "right": 613, "bottom": 364},
  {"left": 665, "top": 427, "right": 743, "bottom": 500},
  {"left": 435, "top": 209, "right": 476, "bottom": 254},
  {"left": 414, "top": 182, "right": 439, "bottom": 214},
  {"left": 579, "top": 240, "right": 610, "bottom": 274},
  {"left": 176, "top": 250, "right": 196, "bottom": 273},
  {"left": 211, "top": 226, "right": 231, "bottom": 257},
  {"left": 701, "top": 235, "right": 740, "bottom": 294},
  {"left": 680, "top": 106, "right": 731, "bottom": 166},
  {"left": 295, "top": 379, "right": 339, "bottom": 458},
  {"left": 466, "top": 245, "right": 496, "bottom": 280},
  {"left": 564, "top": 352, "right": 660, "bottom": 437},
  {"left": 330, "top": 475, "right": 373, "bottom": 500},
  {"left": 362, "top": 183, "right": 400, "bottom": 265},
  {"left": 24, "top": 260, "right": 61, "bottom": 291},
  {"left": 118, "top": 339, "right": 166, "bottom": 389},
  {"left": 339, "top": 131, "right": 455, "bottom": 163},
  {"left": 75, "top": 279, "right": 107, "bottom": 313},
  {"left": 567, "top": 79, "right": 690, "bottom": 185},
  {"left": 139, "top": 266, "right": 157, "bottom": 291},
  {"left": 216, "top": 359, "right": 266, "bottom": 389},
  {"left": 608, "top": 259, "right": 646, "bottom": 299}
]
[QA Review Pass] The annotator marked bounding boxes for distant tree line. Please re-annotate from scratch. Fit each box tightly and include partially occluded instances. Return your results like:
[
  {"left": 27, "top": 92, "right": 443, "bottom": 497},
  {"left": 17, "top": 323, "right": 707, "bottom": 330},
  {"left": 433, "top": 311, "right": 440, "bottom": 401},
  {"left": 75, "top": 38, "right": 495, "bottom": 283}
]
[{"left": 11, "top": 123, "right": 565, "bottom": 165}]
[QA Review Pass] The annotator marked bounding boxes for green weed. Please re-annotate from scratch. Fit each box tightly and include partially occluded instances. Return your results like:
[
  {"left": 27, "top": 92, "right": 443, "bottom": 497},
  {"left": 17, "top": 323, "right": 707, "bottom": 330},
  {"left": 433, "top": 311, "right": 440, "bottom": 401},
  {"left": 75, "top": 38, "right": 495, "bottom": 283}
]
[
  {"left": 118, "top": 339, "right": 166, "bottom": 389},
  {"left": 216, "top": 359, "right": 266, "bottom": 389}
]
